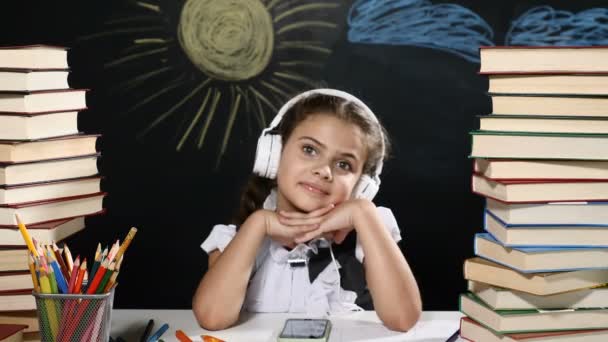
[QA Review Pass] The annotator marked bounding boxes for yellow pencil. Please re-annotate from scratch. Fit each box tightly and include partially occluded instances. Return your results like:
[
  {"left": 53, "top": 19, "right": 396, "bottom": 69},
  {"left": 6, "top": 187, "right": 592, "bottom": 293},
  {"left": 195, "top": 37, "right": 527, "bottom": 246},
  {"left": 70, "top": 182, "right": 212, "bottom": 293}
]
[
  {"left": 39, "top": 270, "right": 59, "bottom": 338},
  {"left": 28, "top": 254, "right": 40, "bottom": 292},
  {"left": 113, "top": 227, "right": 137, "bottom": 262},
  {"left": 15, "top": 214, "right": 38, "bottom": 258}
]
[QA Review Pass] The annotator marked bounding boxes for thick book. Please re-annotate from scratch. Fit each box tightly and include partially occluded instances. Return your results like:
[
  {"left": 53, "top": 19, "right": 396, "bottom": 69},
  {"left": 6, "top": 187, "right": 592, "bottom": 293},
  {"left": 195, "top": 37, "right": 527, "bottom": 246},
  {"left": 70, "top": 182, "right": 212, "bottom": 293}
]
[
  {"left": 469, "top": 281, "right": 608, "bottom": 310},
  {"left": 0, "top": 89, "right": 86, "bottom": 113},
  {"left": 0, "top": 69, "right": 69, "bottom": 92},
  {"left": 0, "top": 192, "right": 105, "bottom": 227},
  {"left": 472, "top": 174, "right": 608, "bottom": 203},
  {"left": 0, "top": 45, "right": 68, "bottom": 70},
  {"left": 0, "top": 323, "right": 27, "bottom": 342},
  {"left": 479, "top": 46, "right": 608, "bottom": 73},
  {"left": 460, "top": 292, "right": 608, "bottom": 333},
  {"left": 0, "top": 249, "right": 27, "bottom": 273},
  {"left": 486, "top": 198, "right": 608, "bottom": 226},
  {"left": 474, "top": 233, "right": 608, "bottom": 273},
  {"left": 490, "top": 94, "right": 608, "bottom": 117},
  {"left": 474, "top": 158, "right": 608, "bottom": 181},
  {"left": 0, "top": 272, "right": 32, "bottom": 293},
  {"left": 0, "top": 217, "right": 85, "bottom": 249},
  {"left": 460, "top": 316, "right": 608, "bottom": 342},
  {"left": 0, "top": 134, "right": 98, "bottom": 163},
  {"left": 488, "top": 74, "right": 608, "bottom": 96},
  {"left": 0, "top": 111, "right": 80, "bottom": 140},
  {"left": 484, "top": 210, "right": 608, "bottom": 247},
  {"left": 0, "top": 176, "right": 101, "bottom": 205},
  {"left": 478, "top": 115, "right": 608, "bottom": 134},
  {"left": 470, "top": 130, "right": 608, "bottom": 160},
  {"left": 0, "top": 154, "right": 99, "bottom": 186},
  {"left": 463, "top": 257, "right": 608, "bottom": 296},
  {"left": 0, "top": 291, "right": 35, "bottom": 313},
  {"left": 0, "top": 311, "right": 38, "bottom": 333}
]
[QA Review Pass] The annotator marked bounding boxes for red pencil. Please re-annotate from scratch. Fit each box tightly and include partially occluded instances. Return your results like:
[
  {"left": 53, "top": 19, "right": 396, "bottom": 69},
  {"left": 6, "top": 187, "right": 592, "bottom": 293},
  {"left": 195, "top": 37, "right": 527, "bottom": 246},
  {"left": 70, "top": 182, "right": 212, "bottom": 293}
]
[
  {"left": 86, "top": 260, "right": 108, "bottom": 294},
  {"left": 67, "top": 256, "right": 80, "bottom": 294},
  {"left": 73, "top": 259, "right": 87, "bottom": 294}
]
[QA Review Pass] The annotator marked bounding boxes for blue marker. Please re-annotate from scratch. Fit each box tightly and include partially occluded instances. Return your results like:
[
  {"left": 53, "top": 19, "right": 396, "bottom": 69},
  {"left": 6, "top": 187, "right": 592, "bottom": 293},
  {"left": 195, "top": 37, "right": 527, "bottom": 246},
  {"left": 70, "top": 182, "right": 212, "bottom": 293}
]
[{"left": 147, "top": 323, "right": 169, "bottom": 342}]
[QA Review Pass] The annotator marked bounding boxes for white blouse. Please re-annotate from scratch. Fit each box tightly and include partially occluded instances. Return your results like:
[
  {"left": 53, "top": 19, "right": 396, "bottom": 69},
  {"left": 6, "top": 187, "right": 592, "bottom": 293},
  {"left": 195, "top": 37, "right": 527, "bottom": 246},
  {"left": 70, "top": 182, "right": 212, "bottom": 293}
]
[{"left": 200, "top": 189, "right": 402, "bottom": 316}]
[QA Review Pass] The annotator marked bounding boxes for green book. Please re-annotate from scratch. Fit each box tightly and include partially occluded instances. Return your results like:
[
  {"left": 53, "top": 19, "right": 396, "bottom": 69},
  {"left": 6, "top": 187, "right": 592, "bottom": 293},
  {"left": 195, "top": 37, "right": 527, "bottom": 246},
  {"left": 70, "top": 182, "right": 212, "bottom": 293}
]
[{"left": 459, "top": 292, "right": 608, "bottom": 333}]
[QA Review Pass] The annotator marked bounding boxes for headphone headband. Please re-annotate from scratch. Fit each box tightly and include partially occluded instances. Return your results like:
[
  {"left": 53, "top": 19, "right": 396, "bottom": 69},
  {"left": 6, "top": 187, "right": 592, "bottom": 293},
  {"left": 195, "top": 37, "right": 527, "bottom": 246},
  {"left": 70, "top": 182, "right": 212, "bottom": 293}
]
[{"left": 264, "top": 88, "right": 385, "bottom": 176}]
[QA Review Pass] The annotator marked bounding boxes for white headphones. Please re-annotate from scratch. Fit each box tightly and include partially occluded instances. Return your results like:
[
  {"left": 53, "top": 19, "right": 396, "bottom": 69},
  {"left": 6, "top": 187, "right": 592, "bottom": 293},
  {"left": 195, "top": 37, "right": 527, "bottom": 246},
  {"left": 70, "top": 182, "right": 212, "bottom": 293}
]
[{"left": 252, "top": 88, "right": 385, "bottom": 200}]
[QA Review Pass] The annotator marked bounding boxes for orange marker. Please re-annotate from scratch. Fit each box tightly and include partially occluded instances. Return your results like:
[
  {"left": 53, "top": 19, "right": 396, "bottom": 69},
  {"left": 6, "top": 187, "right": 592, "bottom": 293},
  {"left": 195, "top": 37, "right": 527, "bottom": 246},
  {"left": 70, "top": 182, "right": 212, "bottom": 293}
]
[
  {"left": 202, "top": 336, "right": 225, "bottom": 342},
  {"left": 175, "top": 330, "right": 193, "bottom": 342}
]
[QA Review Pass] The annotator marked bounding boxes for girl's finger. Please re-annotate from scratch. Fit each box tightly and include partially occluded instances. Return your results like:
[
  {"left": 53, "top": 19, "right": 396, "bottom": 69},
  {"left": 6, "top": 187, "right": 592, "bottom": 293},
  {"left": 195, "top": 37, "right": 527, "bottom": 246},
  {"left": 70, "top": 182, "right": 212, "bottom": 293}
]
[
  {"left": 294, "top": 228, "right": 323, "bottom": 244},
  {"left": 279, "top": 215, "right": 323, "bottom": 227},
  {"left": 279, "top": 204, "right": 334, "bottom": 219},
  {"left": 289, "top": 223, "right": 320, "bottom": 235}
]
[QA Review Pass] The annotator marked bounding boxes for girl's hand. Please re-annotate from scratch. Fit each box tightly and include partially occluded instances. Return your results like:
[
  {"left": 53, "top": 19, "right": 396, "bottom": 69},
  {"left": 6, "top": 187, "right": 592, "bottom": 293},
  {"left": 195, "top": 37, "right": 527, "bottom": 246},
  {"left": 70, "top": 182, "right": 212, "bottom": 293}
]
[
  {"left": 259, "top": 209, "right": 328, "bottom": 248},
  {"left": 279, "top": 200, "right": 367, "bottom": 244}
]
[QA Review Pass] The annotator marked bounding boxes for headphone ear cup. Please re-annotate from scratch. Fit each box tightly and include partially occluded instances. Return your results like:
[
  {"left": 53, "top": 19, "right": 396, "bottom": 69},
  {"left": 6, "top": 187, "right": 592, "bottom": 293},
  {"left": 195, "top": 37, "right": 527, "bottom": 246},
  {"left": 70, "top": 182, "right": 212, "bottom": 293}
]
[
  {"left": 252, "top": 133, "right": 282, "bottom": 179},
  {"left": 353, "top": 174, "right": 380, "bottom": 200}
]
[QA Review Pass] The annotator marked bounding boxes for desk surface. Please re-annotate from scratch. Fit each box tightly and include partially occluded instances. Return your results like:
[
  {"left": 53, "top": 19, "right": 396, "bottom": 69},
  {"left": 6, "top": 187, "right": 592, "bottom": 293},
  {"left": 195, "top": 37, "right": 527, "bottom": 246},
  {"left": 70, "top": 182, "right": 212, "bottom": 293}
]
[{"left": 111, "top": 310, "right": 466, "bottom": 342}]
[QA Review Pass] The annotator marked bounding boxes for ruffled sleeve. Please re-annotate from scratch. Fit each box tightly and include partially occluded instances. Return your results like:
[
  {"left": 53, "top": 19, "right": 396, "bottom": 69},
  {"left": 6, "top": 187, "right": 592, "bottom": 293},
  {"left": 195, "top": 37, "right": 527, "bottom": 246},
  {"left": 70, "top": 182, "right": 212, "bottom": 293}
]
[
  {"left": 355, "top": 206, "right": 402, "bottom": 263},
  {"left": 200, "top": 224, "right": 237, "bottom": 254}
]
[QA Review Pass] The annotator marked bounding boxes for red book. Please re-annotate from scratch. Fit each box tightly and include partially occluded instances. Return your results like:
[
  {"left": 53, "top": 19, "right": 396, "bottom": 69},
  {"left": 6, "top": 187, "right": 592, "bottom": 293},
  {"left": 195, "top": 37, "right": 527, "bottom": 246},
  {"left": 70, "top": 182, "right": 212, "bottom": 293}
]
[
  {"left": 0, "top": 323, "right": 28, "bottom": 342},
  {"left": 0, "top": 192, "right": 106, "bottom": 228}
]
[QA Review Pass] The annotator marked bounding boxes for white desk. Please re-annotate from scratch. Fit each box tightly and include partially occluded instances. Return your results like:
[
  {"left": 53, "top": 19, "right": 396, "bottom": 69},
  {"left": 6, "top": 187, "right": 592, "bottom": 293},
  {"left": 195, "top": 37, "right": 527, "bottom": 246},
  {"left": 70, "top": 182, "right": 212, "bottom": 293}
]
[{"left": 111, "top": 310, "right": 466, "bottom": 342}]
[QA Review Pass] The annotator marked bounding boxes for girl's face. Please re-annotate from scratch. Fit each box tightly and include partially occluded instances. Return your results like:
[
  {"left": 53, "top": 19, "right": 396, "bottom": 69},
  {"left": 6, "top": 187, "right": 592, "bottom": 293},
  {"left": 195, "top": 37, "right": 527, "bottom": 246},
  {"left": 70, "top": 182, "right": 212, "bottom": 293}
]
[{"left": 276, "top": 113, "right": 368, "bottom": 213}]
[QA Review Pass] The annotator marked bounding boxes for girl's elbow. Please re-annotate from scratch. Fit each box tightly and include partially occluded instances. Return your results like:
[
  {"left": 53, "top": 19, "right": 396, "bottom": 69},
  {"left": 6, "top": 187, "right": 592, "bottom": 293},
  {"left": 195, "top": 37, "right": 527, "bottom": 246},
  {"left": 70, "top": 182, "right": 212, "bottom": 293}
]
[
  {"left": 396, "top": 308, "right": 422, "bottom": 332},
  {"left": 192, "top": 300, "right": 237, "bottom": 331},
  {"left": 383, "top": 301, "right": 422, "bottom": 332}
]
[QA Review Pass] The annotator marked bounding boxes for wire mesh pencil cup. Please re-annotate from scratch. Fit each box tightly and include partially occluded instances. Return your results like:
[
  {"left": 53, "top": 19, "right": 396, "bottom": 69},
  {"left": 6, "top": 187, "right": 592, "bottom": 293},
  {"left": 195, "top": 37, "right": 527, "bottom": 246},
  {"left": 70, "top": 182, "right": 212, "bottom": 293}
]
[{"left": 33, "top": 289, "right": 114, "bottom": 342}]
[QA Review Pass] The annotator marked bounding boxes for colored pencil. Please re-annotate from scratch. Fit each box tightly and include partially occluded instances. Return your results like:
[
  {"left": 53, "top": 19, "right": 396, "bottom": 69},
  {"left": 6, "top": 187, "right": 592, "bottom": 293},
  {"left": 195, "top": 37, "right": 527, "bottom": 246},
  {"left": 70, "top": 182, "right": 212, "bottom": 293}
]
[
  {"left": 96, "top": 261, "right": 115, "bottom": 294},
  {"left": 63, "top": 244, "right": 74, "bottom": 272},
  {"left": 15, "top": 214, "right": 38, "bottom": 257},
  {"left": 107, "top": 240, "right": 120, "bottom": 263},
  {"left": 86, "top": 259, "right": 108, "bottom": 294},
  {"left": 47, "top": 249, "right": 68, "bottom": 294},
  {"left": 28, "top": 254, "right": 39, "bottom": 292},
  {"left": 114, "top": 227, "right": 137, "bottom": 262},
  {"left": 67, "top": 256, "right": 81, "bottom": 294},
  {"left": 74, "top": 259, "right": 87, "bottom": 294},
  {"left": 52, "top": 242, "right": 70, "bottom": 283}
]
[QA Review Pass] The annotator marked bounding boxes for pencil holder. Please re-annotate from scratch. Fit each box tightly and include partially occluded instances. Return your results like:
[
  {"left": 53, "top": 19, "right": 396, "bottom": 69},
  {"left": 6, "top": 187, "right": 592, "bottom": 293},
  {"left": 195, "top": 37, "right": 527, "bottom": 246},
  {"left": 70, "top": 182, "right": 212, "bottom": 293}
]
[{"left": 33, "top": 289, "right": 114, "bottom": 342}]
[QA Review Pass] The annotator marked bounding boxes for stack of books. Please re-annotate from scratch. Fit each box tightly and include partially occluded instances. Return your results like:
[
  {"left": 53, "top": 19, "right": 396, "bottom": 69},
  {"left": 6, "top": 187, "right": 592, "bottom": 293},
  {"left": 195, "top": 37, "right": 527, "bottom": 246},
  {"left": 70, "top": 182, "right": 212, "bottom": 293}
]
[
  {"left": 460, "top": 46, "right": 608, "bottom": 341},
  {"left": 0, "top": 45, "right": 106, "bottom": 342}
]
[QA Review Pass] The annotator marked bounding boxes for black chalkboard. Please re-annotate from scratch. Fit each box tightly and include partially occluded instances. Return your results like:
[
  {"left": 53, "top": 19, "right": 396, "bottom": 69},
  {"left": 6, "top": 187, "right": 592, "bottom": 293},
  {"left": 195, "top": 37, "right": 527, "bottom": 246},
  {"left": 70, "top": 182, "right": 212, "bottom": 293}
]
[{"left": 2, "top": 0, "right": 608, "bottom": 310}]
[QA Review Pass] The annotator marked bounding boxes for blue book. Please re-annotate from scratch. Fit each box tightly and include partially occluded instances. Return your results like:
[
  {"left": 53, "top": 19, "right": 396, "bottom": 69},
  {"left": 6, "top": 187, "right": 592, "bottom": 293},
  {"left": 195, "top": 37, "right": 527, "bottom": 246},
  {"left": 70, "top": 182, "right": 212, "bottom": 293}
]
[
  {"left": 474, "top": 233, "right": 608, "bottom": 273},
  {"left": 484, "top": 209, "right": 608, "bottom": 248}
]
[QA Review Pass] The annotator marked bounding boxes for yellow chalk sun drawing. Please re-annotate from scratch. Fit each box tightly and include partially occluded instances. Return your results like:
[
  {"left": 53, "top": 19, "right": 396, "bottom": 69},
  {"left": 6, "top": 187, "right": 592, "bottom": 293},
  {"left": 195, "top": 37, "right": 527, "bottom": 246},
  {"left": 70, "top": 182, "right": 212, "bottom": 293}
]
[{"left": 79, "top": 0, "right": 342, "bottom": 165}]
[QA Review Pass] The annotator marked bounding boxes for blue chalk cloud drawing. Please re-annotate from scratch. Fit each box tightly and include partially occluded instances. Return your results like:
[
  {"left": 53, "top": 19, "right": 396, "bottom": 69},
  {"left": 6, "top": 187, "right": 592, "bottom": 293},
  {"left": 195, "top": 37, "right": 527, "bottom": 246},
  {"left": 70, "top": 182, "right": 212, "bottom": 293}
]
[
  {"left": 347, "top": 0, "right": 494, "bottom": 63},
  {"left": 506, "top": 6, "right": 608, "bottom": 46}
]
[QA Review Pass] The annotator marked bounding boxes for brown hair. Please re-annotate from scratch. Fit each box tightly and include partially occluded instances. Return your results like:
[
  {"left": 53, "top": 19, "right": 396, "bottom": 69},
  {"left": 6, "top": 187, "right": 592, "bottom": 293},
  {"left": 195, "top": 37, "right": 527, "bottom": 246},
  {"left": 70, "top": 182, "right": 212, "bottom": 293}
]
[{"left": 232, "top": 92, "right": 390, "bottom": 225}]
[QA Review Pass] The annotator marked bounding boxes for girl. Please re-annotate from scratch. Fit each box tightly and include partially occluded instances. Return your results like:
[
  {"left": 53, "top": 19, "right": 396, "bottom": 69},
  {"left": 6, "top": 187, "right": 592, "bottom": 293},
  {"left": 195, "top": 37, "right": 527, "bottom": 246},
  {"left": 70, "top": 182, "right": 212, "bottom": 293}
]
[{"left": 193, "top": 89, "right": 421, "bottom": 332}]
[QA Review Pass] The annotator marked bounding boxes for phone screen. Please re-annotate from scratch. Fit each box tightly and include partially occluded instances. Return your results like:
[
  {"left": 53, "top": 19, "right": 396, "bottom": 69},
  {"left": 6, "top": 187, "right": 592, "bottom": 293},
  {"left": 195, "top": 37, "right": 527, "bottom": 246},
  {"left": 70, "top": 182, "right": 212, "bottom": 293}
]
[{"left": 279, "top": 318, "right": 330, "bottom": 339}]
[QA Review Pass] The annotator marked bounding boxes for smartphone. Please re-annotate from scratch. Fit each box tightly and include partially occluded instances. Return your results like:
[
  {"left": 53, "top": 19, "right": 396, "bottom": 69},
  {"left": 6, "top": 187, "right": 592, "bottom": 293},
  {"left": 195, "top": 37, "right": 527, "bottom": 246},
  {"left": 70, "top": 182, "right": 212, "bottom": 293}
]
[{"left": 277, "top": 318, "right": 332, "bottom": 342}]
